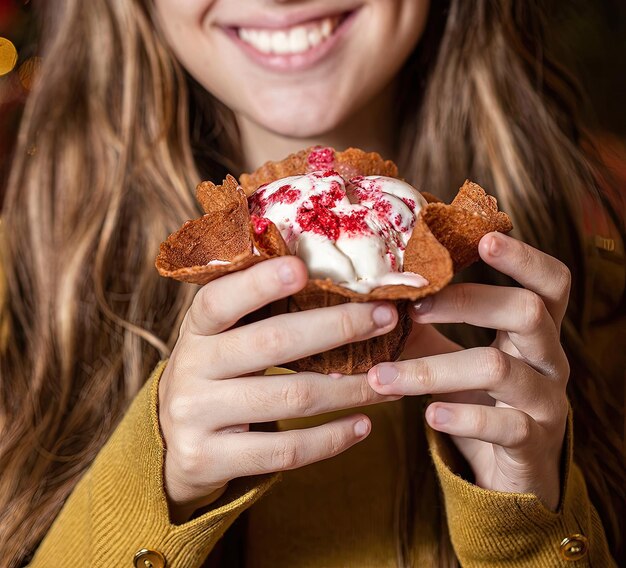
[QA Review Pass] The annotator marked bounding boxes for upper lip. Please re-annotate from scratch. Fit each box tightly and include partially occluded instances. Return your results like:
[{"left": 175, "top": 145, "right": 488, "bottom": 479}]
[{"left": 218, "top": 6, "right": 357, "bottom": 30}]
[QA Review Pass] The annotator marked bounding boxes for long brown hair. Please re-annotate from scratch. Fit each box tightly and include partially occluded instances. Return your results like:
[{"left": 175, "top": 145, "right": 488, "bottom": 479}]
[{"left": 0, "top": 1, "right": 623, "bottom": 566}]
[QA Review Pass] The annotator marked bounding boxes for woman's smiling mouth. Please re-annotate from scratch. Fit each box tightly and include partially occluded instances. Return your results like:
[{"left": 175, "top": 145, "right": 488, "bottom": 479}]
[{"left": 222, "top": 10, "right": 359, "bottom": 72}]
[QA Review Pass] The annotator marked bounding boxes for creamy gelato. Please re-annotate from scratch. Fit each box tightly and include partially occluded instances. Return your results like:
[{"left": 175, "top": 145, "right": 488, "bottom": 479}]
[{"left": 248, "top": 171, "right": 429, "bottom": 293}]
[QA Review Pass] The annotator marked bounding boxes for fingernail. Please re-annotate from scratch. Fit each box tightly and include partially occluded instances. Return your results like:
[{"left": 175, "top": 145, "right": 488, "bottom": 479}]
[
  {"left": 489, "top": 234, "right": 505, "bottom": 257},
  {"left": 372, "top": 304, "right": 394, "bottom": 327},
  {"left": 329, "top": 372, "right": 343, "bottom": 379},
  {"left": 278, "top": 263, "right": 295, "bottom": 284},
  {"left": 354, "top": 419, "right": 369, "bottom": 437},
  {"left": 413, "top": 296, "right": 433, "bottom": 314},
  {"left": 376, "top": 363, "right": 398, "bottom": 385},
  {"left": 433, "top": 407, "right": 453, "bottom": 425}
]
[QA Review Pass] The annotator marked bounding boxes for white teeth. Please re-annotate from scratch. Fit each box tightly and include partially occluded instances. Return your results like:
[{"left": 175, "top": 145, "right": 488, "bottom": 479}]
[
  {"left": 308, "top": 27, "right": 322, "bottom": 47},
  {"left": 320, "top": 18, "right": 333, "bottom": 38},
  {"left": 238, "top": 16, "right": 339, "bottom": 55},
  {"left": 271, "top": 30, "right": 291, "bottom": 54},
  {"left": 257, "top": 31, "right": 272, "bottom": 53},
  {"left": 289, "top": 26, "right": 309, "bottom": 53}
]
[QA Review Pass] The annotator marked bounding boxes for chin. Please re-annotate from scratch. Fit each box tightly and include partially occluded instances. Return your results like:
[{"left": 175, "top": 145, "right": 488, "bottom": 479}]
[
  {"left": 250, "top": 110, "right": 345, "bottom": 139},
  {"left": 243, "top": 89, "right": 354, "bottom": 138}
]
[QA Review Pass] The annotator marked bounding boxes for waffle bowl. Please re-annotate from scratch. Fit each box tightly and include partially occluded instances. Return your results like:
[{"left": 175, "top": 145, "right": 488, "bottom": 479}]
[{"left": 156, "top": 146, "right": 512, "bottom": 374}]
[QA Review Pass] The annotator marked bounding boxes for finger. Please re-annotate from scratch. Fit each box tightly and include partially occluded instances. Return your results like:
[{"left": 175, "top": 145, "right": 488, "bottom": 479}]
[
  {"left": 211, "top": 414, "right": 370, "bottom": 480},
  {"left": 207, "top": 301, "right": 398, "bottom": 379},
  {"left": 425, "top": 401, "right": 540, "bottom": 450},
  {"left": 409, "top": 284, "right": 567, "bottom": 375},
  {"left": 207, "top": 372, "right": 399, "bottom": 427},
  {"left": 369, "top": 348, "right": 556, "bottom": 421},
  {"left": 478, "top": 232, "right": 571, "bottom": 329},
  {"left": 185, "top": 256, "right": 308, "bottom": 336}
]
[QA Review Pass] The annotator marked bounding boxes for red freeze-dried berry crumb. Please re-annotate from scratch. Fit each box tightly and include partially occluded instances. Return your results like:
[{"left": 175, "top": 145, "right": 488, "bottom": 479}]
[
  {"left": 338, "top": 209, "right": 370, "bottom": 235},
  {"left": 313, "top": 181, "right": 345, "bottom": 208},
  {"left": 307, "top": 147, "right": 335, "bottom": 171},
  {"left": 268, "top": 184, "right": 300, "bottom": 206},
  {"left": 251, "top": 215, "right": 270, "bottom": 235},
  {"left": 249, "top": 184, "right": 301, "bottom": 216},
  {"left": 297, "top": 204, "right": 340, "bottom": 241},
  {"left": 373, "top": 199, "right": 392, "bottom": 217},
  {"left": 322, "top": 170, "right": 339, "bottom": 177},
  {"left": 401, "top": 197, "right": 416, "bottom": 211}
]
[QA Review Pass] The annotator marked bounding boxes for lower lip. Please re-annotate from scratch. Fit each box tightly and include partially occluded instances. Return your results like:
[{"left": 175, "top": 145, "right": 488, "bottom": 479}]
[{"left": 223, "top": 11, "right": 359, "bottom": 73}]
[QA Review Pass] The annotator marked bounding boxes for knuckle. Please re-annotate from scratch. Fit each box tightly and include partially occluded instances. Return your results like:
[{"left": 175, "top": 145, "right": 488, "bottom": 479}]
[
  {"left": 326, "top": 427, "right": 346, "bottom": 456},
  {"left": 519, "top": 290, "right": 545, "bottom": 333},
  {"left": 410, "top": 360, "right": 434, "bottom": 390},
  {"left": 519, "top": 243, "right": 534, "bottom": 272},
  {"left": 237, "top": 448, "right": 266, "bottom": 476},
  {"left": 483, "top": 347, "right": 511, "bottom": 385},
  {"left": 554, "top": 396, "right": 570, "bottom": 424},
  {"left": 241, "top": 382, "right": 271, "bottom": 413},
  {"left": 282, "top": 380, "right": 315, "bottom": 415},
  {"left": 546, "top": 348, "right": 570, "bottom": 383},
  {"left": 554, "top": 261, "right": 572, "bottom": 297},
  {"left": 248, "top": 264, "right": 269, "bottom": 298},
  {"left": 195, "top": 288, "right": 227, "bottom": 329},
  {"left": 471, "top": 408, "right": 488, "bottom": 437},
  {"left": 358, "top": 376, "right": 376, "bottom": 404},
  {"left": 179, "top": 310, "right": 193, "bottom": 336},
  {"left": 511, "top": 414, "right": 534, "bottom": 447},
  {"left": 167, "top": 339, "right": 199, "bottom": 379},
  {"left": 253, "top": 325, "right": 289, "bottom": 357},
  {"left": 541, "top": 394, "right": 569, "bottom": 428},
  {"left": 337, "top": 307, "right": 358, "bottom": 343},
  {"left": 452, "top": 285, "right": 473, "bottom": 314},
  {"left": 174, "top": 438, "right": 204, "bottom": 477},
  {"left": 271, "top": 438, "right": 300, "bottom": 470},
  {"left": 166, "top": 394, "right": 195, "bottom": 426}
]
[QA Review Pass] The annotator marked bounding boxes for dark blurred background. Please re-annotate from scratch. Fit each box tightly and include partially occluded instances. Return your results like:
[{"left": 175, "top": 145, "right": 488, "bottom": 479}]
[
  {"left": 1, "top": 0, "right": 37, "bottom": 198},
  {"left": 0, "top": 0, "right": 625, "bottom": 204}
]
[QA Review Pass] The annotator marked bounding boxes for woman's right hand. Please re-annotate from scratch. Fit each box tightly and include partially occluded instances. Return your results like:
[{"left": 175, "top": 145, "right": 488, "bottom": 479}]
[{"left": 158, "top": 255, "right": 400, "bottom": 523}]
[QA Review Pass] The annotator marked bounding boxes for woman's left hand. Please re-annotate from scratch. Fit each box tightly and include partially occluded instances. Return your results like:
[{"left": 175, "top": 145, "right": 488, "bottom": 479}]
[{"left": 367, "top": 232, "right": 572, "bottom": 511}]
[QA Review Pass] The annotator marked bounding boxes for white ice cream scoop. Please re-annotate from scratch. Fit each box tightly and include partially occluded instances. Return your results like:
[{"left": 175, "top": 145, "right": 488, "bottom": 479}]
[{"left": 248, "top": 171, "right": 429, "bottom": 293}]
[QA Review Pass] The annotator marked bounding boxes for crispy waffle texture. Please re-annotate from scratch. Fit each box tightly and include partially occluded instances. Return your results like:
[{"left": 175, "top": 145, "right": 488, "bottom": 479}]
[{"left": 156, "top": 147, "right": 512, "bottom": 373}]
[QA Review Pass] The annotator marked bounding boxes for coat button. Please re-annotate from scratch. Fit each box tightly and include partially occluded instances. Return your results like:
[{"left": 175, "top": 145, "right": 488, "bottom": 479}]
[
  {"left": 559, "top": 534, "right": 589, "bottom": 561},
  {"left": 134, "top": 549, "right": 166, "bottom": 568}
]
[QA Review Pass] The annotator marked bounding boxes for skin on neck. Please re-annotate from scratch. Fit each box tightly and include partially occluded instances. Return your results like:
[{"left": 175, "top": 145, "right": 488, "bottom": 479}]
[{"left": 237, "top": 81, "right": 398, "bottom": 173}]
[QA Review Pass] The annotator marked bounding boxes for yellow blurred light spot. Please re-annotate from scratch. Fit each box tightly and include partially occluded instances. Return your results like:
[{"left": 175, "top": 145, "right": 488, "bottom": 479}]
[
  {"left": 18, "top": 56, "right": 42, "bottom": 91},
  {"left": 0, "top": 38, "right": 18, "bottom": 76}
]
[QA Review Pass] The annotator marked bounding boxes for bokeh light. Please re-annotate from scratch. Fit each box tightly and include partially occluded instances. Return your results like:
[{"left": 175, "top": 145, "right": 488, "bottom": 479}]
[
  {"left": 0, "top": 37, "right": 18, "bottom": 76},
  {"left": 18, "top": 55, "right": 41, "bottom": 91}
]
